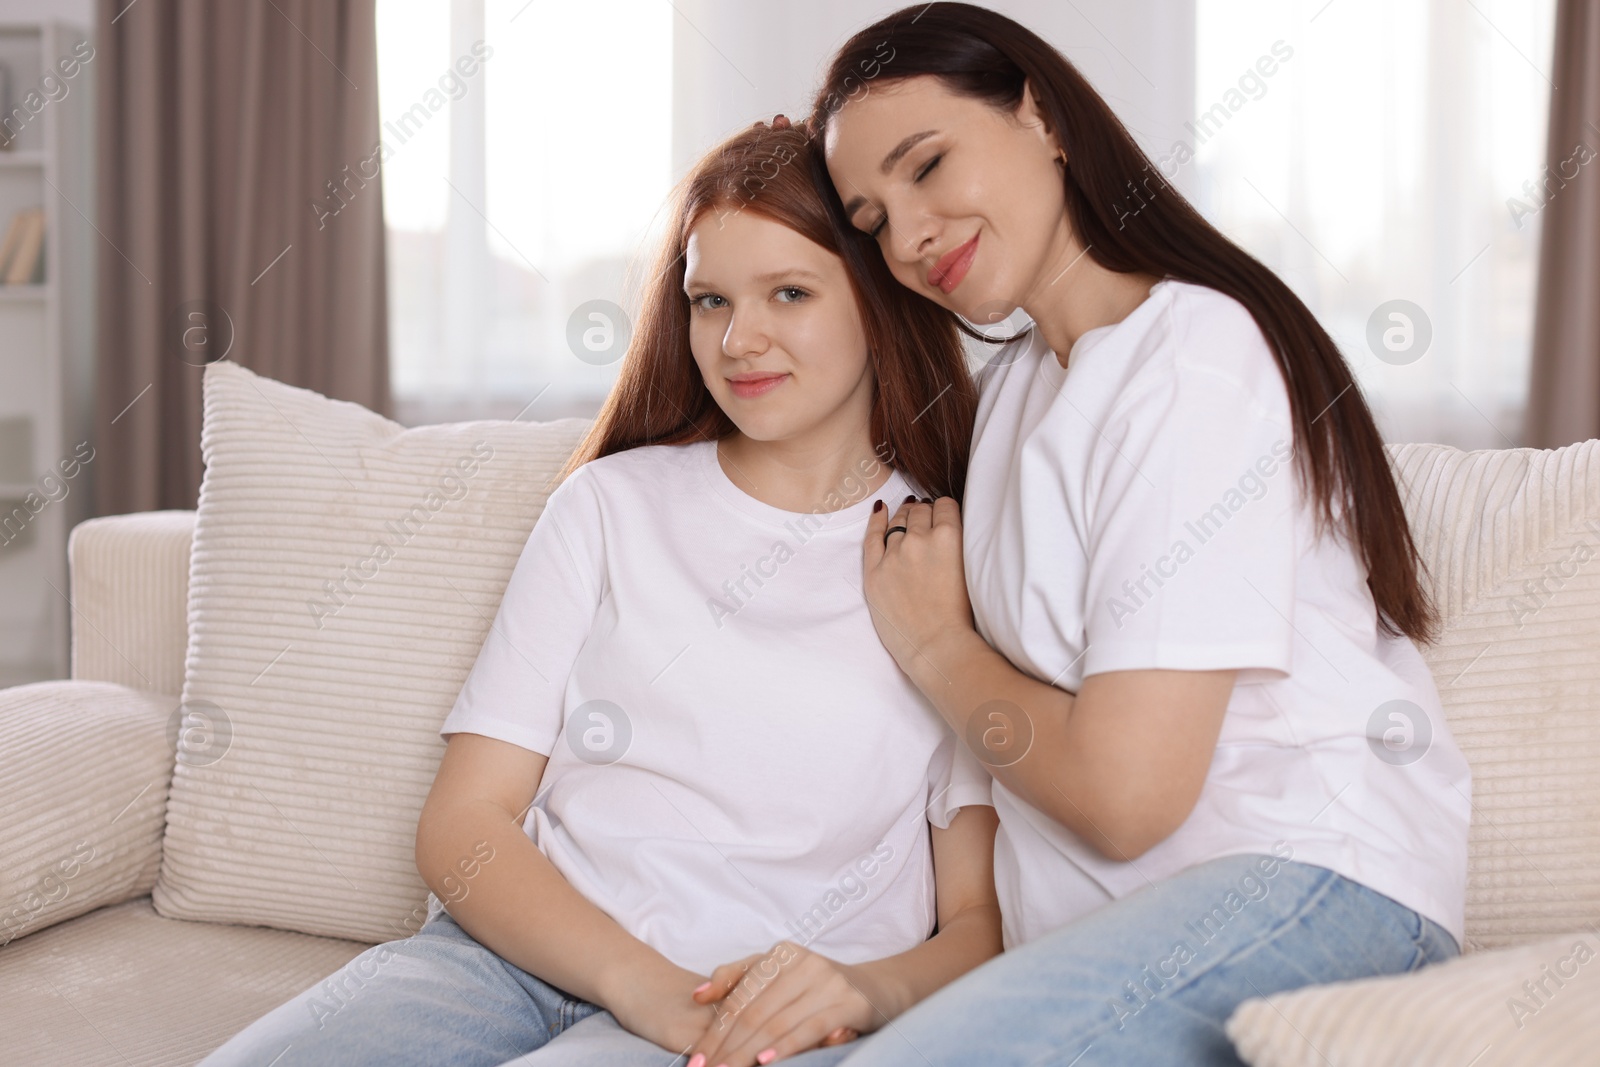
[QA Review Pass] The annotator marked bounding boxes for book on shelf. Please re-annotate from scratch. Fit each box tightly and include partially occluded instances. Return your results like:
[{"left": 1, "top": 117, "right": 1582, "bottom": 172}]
[
  {"left": 0, "top": 63, "right": 12, "bottom": 151},
  {"left": 0, "top": 207, "right": 44, "bottom": 285}
]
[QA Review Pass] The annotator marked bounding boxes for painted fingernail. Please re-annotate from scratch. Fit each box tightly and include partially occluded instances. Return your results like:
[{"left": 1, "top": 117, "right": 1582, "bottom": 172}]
[
  {"left": 921, "top": 497, "right": 933, "bottom": 504},
  {"left": 872, "top": 499, "right": 883, "bottom": 513},
  {"left": 757, "top": 1050, "right": 777, "bottom": 1065},
  {"left": 693, "top": 981, "right": 712, "bottom": 994},
  {"left": 903, "top": 494, "right": 917, "bottom": 504},
  {"left": 687, "top": 1056, "right": 705, "bottom": 1067}
]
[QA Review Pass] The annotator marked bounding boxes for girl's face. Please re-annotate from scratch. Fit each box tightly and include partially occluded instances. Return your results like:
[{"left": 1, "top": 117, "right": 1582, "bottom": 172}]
[
  {"left": 823, "top": 74, "right": 1072, "bottom": 323},
  {"left": 683, "top": 209, "right": 873, "bottom": 446}
]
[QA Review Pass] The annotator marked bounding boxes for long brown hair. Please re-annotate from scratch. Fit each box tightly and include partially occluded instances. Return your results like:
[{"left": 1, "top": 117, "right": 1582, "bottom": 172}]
[
  {"left": 811, "top": 3, "right": 1437, "bottom": 643},
  {"left": 560, "top": 121, "right": 976, "bottom": 502}
]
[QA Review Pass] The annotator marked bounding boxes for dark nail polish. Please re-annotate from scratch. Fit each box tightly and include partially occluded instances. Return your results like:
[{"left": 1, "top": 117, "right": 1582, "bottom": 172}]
[
  {"left": 921, "top": 497, "right": 933, "bottom": 504},
  {"left": 903, "top": 494, "right": 917, "bottom": 504},
  {"left": 872, "top": 499, "right": 883, "bottom": 513}
]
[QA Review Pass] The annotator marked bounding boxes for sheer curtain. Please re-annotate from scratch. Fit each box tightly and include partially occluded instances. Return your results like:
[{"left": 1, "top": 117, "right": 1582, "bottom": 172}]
[
  {"left": 376, "top": 0, "right": 1556, "bottom": 445},
  {"left": 377, "top": 0, "right": 1195, "bottom": 425},
  {"left": 376, "top": 0, "right": 673, "bottom": 425},
  {"left": 1194, "top": 0, "right": 1556, "bottom": 448}
]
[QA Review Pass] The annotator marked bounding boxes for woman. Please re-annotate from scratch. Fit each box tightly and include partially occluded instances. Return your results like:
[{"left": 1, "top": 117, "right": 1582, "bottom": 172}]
[
  {"left": 809, "top": 5, "right": 1472, "bottom": 1065},
  {"left": 201, "top": 120, "right": 1002, "bottom": 1067}
]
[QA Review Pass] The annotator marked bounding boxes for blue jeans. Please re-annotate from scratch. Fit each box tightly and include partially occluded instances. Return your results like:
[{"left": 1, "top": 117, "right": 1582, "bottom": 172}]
[
  {"left": 832, "top": 854, "right": 1459, "bottom": 1067},
  {"left": 199, "top": 906, "right": 857, "bottom": 1067}
]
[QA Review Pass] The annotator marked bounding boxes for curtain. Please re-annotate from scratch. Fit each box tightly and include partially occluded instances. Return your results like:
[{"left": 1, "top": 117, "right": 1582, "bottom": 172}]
[
  {"left": 94, "top": 0, "right": 390, "bottom": 514},
  {"left": 1525, "top": 0, "right": 1600, "bottom": 448}
]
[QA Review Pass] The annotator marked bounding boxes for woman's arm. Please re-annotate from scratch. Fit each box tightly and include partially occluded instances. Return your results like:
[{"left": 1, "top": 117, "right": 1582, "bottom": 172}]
[
  {"left": 685, "top": 803, "right": 1003, "bottom": 1067},
  {"left": 865, "top": 498, "right": 1236, "bottom": 861},
  {"left": 416, "top": 732, "right": 713, "bottom": 1052}
]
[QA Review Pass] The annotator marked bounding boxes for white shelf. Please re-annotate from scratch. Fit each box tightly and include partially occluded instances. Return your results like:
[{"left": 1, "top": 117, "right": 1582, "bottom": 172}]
[{"left": 0, "top": 20, "right": 93, "bottom": 684}]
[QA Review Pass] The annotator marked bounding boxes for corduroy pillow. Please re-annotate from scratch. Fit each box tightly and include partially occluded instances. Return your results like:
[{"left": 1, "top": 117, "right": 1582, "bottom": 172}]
[
  {"left": 1227, "top": 927, "right": 1600, "bottom": 1065},
  {"left": 1228, "top": 439, "right": 1600, "bottom": 1065},
  {"left": 1386, "top": 439, "right": 1600, "bottom": 951},
  {"left": 152, "top": 360, "right": 590, "bottom": 942},
  {"left": 0, "top": 681, "right": 173, "bottom": 947}
]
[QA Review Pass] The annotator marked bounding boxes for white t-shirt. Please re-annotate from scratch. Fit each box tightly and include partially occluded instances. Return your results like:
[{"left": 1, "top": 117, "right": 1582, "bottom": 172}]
[
  {"left": 439, "top": 438, "right": 993, "bottom": 975},
  {"left": 963, "top": 278, "right": 1471, "bottom": 950}
]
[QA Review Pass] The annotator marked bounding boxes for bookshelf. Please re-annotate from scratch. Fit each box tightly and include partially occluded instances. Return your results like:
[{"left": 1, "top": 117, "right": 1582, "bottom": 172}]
[{"left": 0, "top": 20, "right": 94, "bottom": 687}]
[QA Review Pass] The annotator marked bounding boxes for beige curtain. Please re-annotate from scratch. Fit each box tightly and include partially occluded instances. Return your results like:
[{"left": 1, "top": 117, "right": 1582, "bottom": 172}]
[
  {"left": 1525, "top": 0, "right": 1600, "bottom": 448},
  {"left": 94, "top": 0, "right": 390, "bottom": 514}
]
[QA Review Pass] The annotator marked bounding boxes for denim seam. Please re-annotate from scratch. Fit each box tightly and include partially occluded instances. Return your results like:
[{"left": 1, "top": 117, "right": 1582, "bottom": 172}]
[
  {"left": 1407, "top": 916, "right": 1428, "bottom": 969},
  {"left": 1410, "top": 918, "right": 1457, "bottom": 971}
]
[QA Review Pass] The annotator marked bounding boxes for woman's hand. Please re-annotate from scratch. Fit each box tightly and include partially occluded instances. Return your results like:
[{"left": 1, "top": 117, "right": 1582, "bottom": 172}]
[
  {"left": 864, "top": 495, "right": 975, "bottom": 674},
  {"left": 602, "top": 957, "right": 721, "bottom": 1060},
  {"left": 684, "top": 942, "right": 875, "bottom": 1067}
]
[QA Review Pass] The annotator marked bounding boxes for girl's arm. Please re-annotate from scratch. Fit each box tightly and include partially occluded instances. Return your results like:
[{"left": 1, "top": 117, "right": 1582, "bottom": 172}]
[
  {"left": 865, "top": 498, "right": 1236, "bottom": 861},
  {"left": 846, "top": 801, "right": 1004, "bottom": 1017},
  {"left": 416, "top": 732, "right": 714, "bottom": 1054},
  {"left": 685, "top": 802, "right": 1002, "bottom": 1067}
]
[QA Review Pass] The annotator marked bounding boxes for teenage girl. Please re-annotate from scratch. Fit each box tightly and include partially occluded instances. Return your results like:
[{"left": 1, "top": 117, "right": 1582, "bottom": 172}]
[
  {"left": 813, "top": 5, "right": 1471, "bottom": 1066},
  {"left": 202, "top": 120, "right": 1001, "bottom": 1067}
]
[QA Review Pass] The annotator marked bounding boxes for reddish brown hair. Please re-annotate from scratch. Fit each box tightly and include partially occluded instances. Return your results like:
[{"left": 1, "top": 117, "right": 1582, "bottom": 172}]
[
  {"left": 560, "top": 122, "right": 976, "bottom": 501},
  {"left": 812, "top": 3, "right": 1437, "bottom": 643}
]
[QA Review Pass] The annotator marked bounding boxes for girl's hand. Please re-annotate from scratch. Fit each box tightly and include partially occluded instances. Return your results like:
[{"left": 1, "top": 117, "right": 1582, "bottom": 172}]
[
  {"left": 684, "top": 942, "right": 874, "bottom": 1067},
  {"left": 864, "top": 496, "right": 974, "bottom": 673},
  {"left": 603, "top": 958, "right": 721, "bottom": 1060}
]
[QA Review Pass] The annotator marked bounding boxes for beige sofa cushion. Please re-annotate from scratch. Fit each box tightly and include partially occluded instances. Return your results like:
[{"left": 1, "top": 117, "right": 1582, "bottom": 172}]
[
  {"left": 0, "top": 895, "right": 369, "bottom": 1066},
  {"left": 1388, "top": 439, "right": 1600, "bottom": 950},
  {"left": 153, "top": 360, "right": 590, "bottom": 942},
  {"left": 0, "top": 681, "right": 173, "bottom": 947},
  {"left": 1226, "top": 927, "right": 1600, "bottom": 1066}
]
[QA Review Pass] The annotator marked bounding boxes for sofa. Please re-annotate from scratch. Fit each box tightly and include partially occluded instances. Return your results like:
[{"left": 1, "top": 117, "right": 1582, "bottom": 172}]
[{"left": 2, "top": 360, "right": 1597, "bottom": 1066}]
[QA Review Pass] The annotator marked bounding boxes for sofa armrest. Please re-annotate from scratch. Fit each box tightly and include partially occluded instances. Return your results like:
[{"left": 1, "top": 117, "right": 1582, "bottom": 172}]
[
  {"left": 68, "top": 510, "right": 194, "bottom": 695},
  {"left": 0, "top": 681, "right": 175, "bottom": 948}
]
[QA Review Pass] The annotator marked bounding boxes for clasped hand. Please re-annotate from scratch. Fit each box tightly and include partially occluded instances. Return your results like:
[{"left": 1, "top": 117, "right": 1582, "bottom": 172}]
[{"left": 682, "top": 940, "right": 876, "bottom": 1067}]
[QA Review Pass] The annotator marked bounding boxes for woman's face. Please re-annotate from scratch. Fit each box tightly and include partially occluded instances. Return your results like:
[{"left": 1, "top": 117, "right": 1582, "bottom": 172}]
[
  {"left": 683, "top": 209, "right": 873, "bottom": 446},
  {"left": 823, "top": 74, "right": 1072, "bottom": 323}
]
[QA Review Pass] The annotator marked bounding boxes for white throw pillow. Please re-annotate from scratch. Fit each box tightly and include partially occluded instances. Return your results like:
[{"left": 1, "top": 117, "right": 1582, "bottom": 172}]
[
  {"left": 1386, "top": 439, "right": 1600, "bottom": 952},
  {"left": 1226, "top": 928, "right": 1600, "bottom": 1066},
  {"left": 0, "top": 681, "right": 173, "bottom": 946},
  {"left": 152, "top": 360, "right": 590, "bottom": 942}
]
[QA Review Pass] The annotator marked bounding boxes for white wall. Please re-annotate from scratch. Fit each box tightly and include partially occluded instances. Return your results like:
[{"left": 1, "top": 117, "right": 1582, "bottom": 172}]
[{"left": 670, "top": 0, "right": 1196, "bottom": 198}]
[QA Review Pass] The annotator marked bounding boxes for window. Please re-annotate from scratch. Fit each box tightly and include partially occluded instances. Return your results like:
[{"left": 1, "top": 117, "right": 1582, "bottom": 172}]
[
  {"left": 376, "top": 0, "right": 673, "bottom": 424},
  {"left": 1193, "top": 0, "right": 1556, "bottom": 448},
  {"left": 375, "top": 1, "right": 1558, "bottom": 445}
]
